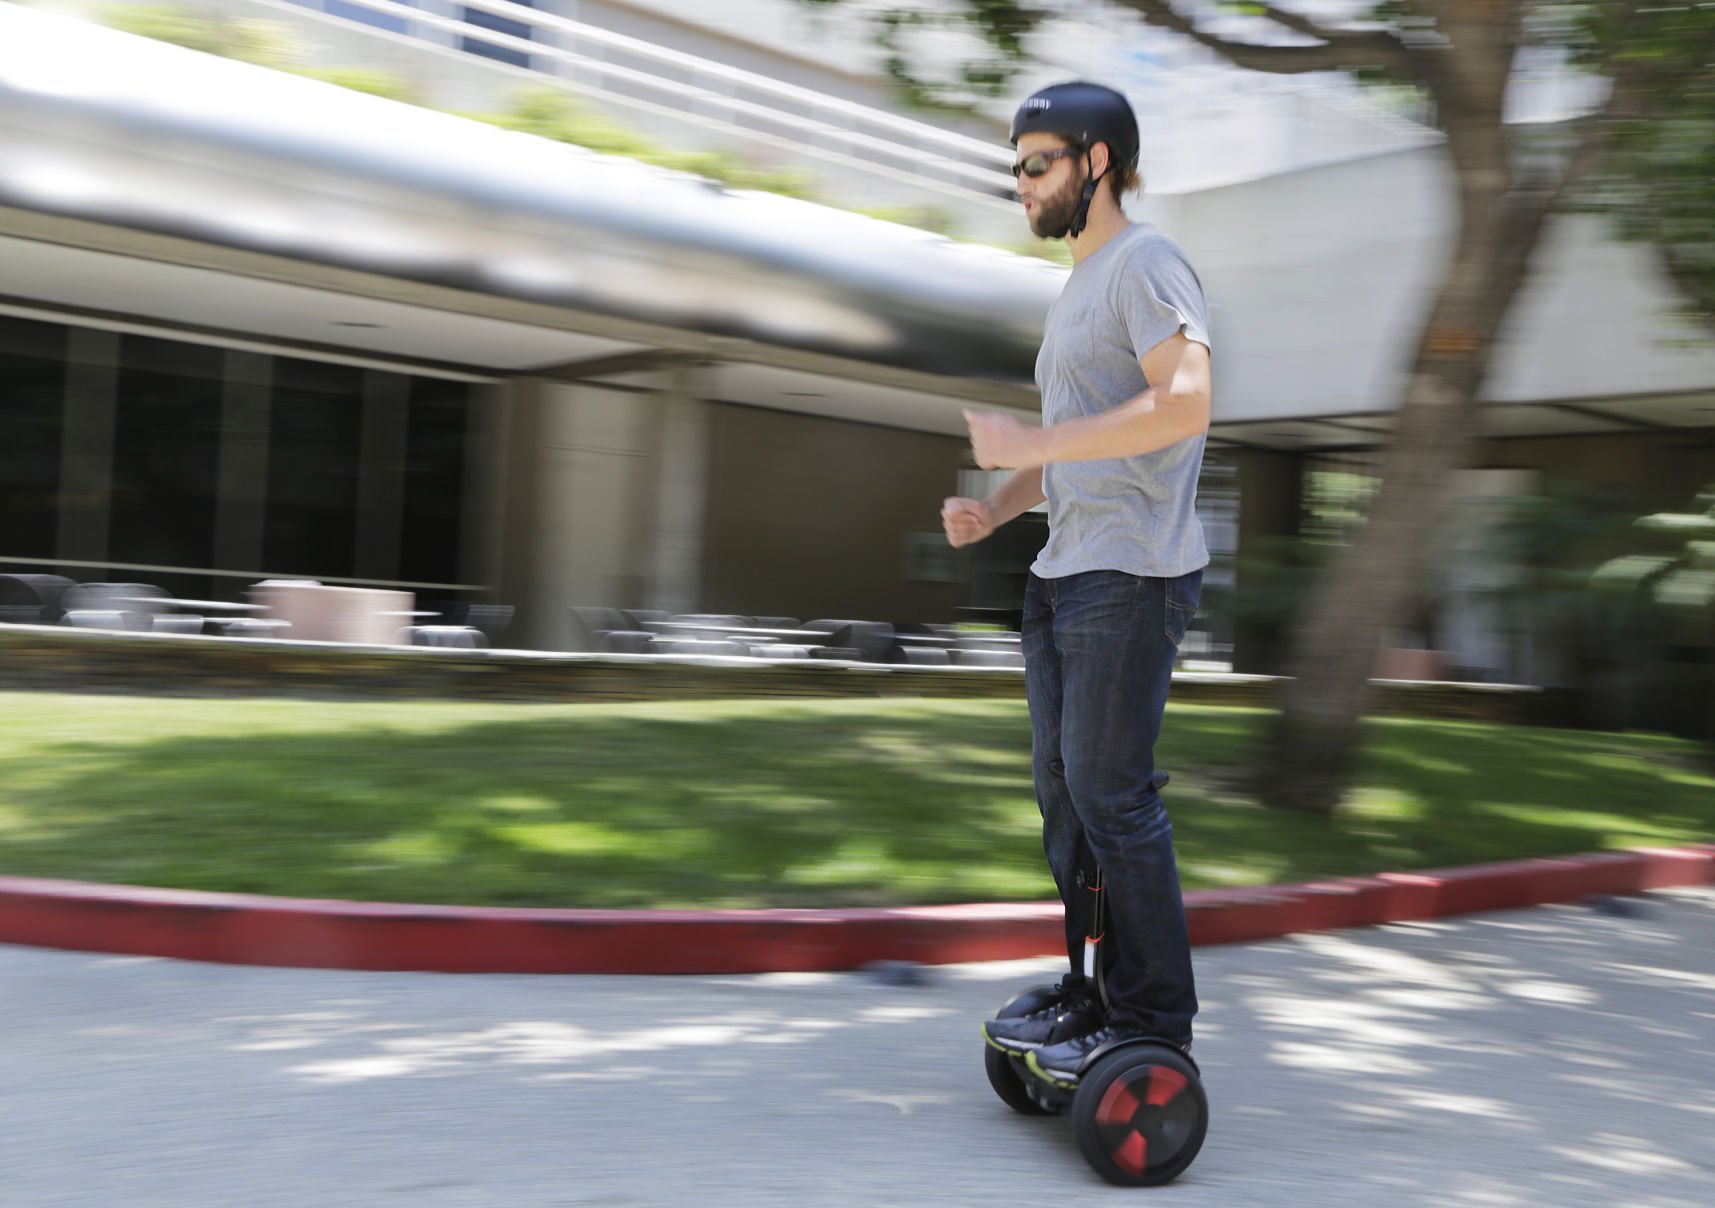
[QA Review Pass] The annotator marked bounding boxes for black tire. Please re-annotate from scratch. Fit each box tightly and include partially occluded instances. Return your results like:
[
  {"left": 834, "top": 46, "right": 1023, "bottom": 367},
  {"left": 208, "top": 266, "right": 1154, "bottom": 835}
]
[
  {"left": 1072, "top": 1044, "right": 1207, "bottom": 1186},
  {"left": 982, "top": 984, "right": 1061, "bottom": 1116},
  {"left": 985, "top": 1044, "right": 1053, "bottom": 1116}
]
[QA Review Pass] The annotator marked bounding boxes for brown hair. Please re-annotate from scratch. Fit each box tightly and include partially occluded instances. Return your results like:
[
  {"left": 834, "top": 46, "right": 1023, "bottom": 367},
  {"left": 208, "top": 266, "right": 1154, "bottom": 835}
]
[
  {"left": 1079, "top": 139, "right": 1139, "bottom": 200},
  {"left": 1056, "top": 139, "right": 1140, "bottom": 200},
  {"left": 1106, "top": 162, "right": 1141, "bottom": 199}
]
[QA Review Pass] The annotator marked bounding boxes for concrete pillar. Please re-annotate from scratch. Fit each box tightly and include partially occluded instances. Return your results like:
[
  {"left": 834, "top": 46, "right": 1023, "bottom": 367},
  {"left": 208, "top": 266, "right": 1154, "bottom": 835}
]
[
  {"left": 488, "top": 364, "right": 714, "bottom": 649},
  {"left": 491, "top": 376, "right": 548, "bottom": 646},
  {"left": 645, "top": 363, "right": 709, "bottom": 617}
]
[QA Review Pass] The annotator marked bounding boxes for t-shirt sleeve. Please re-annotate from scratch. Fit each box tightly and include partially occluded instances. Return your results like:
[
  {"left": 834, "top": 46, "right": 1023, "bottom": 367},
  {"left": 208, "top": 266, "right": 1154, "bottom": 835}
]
[{"left": 1117, "top": 239, "right": 1212, "bottom": 360}]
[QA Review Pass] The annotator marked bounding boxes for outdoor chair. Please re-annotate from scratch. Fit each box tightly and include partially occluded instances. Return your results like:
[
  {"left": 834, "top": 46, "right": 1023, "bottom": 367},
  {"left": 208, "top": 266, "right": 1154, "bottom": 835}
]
[
  {"left": 0, "top": 573, "right": 75, "bottom": 624},
  {"left": 954, "top": 631, "right": 1023, "bottom": 650},
  {"left": 665, "top": 614, "right": 751, "bottom": 639},
  {"left": 950, "top": 648, "right": 1025, "bottom": 669},
  {"left": 424, "top": 601, "right": 513, "bottom": 645},
  {"left": 209, "top": 618, "right": 291, "bottom": 638},
  {"left": 62, "top": 609, "right": 151, "bottom": 632},
  {"left": 463, "top": 604, "right": 513, "bottom": 645},
  {"left": 808, "top": 646, "right": 862, "bottom": 661},
  {"left": 803, "top": 619, "right": 894, "bottom": 661},
  {"left": 598, "top": 630, "right": 656, "bottom": 654},
  {"left": 569, "top": 605, "right": 627, "bottom": 650},
  {"left": 151, "top": 615, "right": 206, "bottom": 635},
  {"left": 658, "top": 639, "right": 747, "bottom": 657},
  {"left": 410, "top": 625, "right": 487, "bottom": 649},
  {"left": 897, "top": 646, "right": 951, "bottom": 666},
  {"left": 62, "top": 582, "right": 170, "bottom": 617}
]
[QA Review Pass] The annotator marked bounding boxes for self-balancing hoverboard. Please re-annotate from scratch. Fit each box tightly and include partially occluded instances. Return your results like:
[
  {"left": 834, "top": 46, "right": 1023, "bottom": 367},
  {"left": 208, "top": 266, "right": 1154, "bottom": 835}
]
[{"left": 982, "top": 871, "right": 1208, "bottom": 1186}]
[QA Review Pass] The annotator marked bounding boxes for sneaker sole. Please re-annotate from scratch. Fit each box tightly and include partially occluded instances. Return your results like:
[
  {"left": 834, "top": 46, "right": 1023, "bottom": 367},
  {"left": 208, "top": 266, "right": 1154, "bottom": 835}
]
[
  {"left": 980, "top": 1023, "right": 1042, "bottom": 1055},
  {"left": 1024, "top": 1050, "right": 1080, "bottom": 1091}
]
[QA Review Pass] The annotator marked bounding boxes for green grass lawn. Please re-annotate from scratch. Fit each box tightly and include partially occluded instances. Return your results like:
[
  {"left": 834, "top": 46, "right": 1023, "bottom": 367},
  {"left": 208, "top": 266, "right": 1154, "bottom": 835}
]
[{"left": 0, "top": 692, "right": 1709, "bottom": 909}]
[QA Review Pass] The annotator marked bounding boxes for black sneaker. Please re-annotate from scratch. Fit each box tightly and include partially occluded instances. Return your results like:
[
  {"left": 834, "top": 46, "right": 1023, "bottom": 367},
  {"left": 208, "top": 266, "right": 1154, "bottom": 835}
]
[
  {"left": 1025, "top": 1024, "right": 1192, "bottom": 1089},
  {"left": 981, "top": 987, "right": 1099, "bottom": 1055}
]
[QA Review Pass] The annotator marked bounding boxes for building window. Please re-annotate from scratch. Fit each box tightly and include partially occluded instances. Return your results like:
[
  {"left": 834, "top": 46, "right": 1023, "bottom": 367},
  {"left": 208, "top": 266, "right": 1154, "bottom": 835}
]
[
  {"left": 0, "top": 316, "right": 66, "bottom": 561},
  {"left": 462, "top": 0, "right": 535, "bottom": 69},
  {"left": 399, "top": 375, "right": 472, "bottom": 587},
  {"left": 2, "top": 317, "right": 483, "bottom": 595},
  {"left": 265, "top": 357, "right": 366, "bottom": 580},
  {"left": 109, "top": 335, "right": 223, "bottom": 586},
  {"left": 1190, "top": 453, "right": 1239, "bottom": 667},
  {"left": 299, "top": 1, "right": 415, "bottom": 36}
]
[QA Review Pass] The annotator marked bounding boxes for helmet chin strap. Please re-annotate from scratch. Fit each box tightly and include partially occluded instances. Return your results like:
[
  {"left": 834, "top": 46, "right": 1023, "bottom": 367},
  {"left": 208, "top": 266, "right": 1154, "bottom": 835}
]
[
  {"left": 1066, "top": 176, "right": 1098, "bottom": 239},
  {"left": 1051, "top": 150, "right": 1104, "bottom": 241}
]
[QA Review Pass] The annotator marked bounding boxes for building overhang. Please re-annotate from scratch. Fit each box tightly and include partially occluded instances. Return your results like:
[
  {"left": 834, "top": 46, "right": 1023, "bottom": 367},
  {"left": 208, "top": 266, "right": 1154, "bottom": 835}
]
[{"left": 0, "top": 5, "right": 1054, "bottom": 416}]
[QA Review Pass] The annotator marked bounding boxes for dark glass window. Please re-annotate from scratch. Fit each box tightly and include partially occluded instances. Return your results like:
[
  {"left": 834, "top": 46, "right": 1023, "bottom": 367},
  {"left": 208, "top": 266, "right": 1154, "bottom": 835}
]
[
  {"left": 323, "top": 0, "right": 413, "bottom": 35},
  {"left": 109, "top": 336, "right": 223, "bottom": 581},
  {"left": 265, "top": 357, "right": 364, "bottom": 579},
  {"left": 462, "top": 1, "right": 534, "bottom": 68},
  {"left": 0, "top": 316, "right": 66, "bottom": 561},
  {"left": 399, "top": 376, "right": 472, "bottom": 587}
]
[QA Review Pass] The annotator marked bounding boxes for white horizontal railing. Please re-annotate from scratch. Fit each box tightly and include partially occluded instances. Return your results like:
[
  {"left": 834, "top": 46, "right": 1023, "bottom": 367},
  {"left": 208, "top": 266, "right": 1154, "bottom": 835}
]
[
  {"left": 280, "top": 0, "right": 1021, "bottom": 209},
  {"left": 274, "top": 2, "right": 1445, "bottom": 204}
]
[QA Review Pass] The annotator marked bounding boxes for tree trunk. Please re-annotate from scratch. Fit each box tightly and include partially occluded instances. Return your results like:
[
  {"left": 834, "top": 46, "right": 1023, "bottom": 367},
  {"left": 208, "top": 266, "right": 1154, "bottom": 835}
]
[
  {"left": 1256, "top": 160, "right": 1574, "bottom": 810},
  {"left": 1105, "top": 0, "right": 1638, "bottom": 812},
  {"left": 1260, "top": 347, "right": 1487, "bottom": 813},
  {"left": 1256, "top": 3, "right": 1548, "bottom": 814}
]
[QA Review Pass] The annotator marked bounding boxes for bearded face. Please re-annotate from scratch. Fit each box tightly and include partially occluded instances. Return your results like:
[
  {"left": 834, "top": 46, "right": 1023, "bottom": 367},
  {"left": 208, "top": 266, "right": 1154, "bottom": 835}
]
[
  {"left": 1027, "top": 163, "right": 1086, "bottom": 239},
  {"left": 1016, "top": 140, "right": 1092, "bottom": 240}
]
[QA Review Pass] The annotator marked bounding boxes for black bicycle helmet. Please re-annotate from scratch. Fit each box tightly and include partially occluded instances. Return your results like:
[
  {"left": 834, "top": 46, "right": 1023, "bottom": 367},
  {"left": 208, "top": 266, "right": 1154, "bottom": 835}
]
[{"left": 1010, "top": 81, "right": 1139, "bottom": 238}]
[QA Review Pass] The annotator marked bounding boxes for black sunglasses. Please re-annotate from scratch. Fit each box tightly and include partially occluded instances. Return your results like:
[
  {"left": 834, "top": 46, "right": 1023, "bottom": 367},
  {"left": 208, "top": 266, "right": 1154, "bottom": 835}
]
[{"left": 1010, "top": 146, "right": 1082, "bottom": 179}]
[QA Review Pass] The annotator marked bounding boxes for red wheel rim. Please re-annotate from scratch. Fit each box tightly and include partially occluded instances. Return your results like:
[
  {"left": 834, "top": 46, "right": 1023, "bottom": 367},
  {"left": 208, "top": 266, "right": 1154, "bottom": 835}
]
[{"left": 1094, "top": 1064, "right": 1195, "bottom": 1177}]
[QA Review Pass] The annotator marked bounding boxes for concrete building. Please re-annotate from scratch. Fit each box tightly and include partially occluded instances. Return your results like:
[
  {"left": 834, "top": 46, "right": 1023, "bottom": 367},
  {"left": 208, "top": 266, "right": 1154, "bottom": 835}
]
[{"left": 2, "top": 2, "right": 1712, "bottom": 678}]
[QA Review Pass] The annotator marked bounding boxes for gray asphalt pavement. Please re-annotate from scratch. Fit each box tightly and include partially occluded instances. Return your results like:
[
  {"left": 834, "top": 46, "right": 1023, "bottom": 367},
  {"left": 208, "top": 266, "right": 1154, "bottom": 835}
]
[{"left": 2, "top": 889, "right": 1712, "bottom": 1207}]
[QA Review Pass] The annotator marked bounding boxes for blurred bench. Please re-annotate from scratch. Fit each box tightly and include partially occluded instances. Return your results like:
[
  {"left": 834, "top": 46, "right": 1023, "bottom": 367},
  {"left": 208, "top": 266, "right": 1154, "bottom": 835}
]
[
  {"left": 0, "top": 573, "right": 74, "bottom": 625},
  {"left": 568, "top": 604, "right": 1030, "bottom": 669}
]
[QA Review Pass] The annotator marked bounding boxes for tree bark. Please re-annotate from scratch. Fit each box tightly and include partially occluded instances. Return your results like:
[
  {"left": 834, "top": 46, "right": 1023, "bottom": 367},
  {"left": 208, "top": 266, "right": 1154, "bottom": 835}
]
[
  {"left": 1117, "top": 1, "right": 1660, "bottom": 812},
  {"left": 1256, "top": 2, "right": 1536, "bottom": 813},
  {"left": 1261, "top": 335, "right": 1493, "bottom": 813}
]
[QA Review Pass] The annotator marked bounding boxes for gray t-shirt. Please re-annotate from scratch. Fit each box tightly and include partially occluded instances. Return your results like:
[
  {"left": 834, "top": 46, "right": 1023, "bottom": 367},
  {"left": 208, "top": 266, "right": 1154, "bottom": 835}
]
[{"left": 1031, "top": 222, "right": 1211, "bottom": 580}]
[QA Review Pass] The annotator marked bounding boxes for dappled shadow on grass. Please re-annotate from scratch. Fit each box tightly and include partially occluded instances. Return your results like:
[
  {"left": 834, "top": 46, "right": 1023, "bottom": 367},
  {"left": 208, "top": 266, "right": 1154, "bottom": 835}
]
[
  {"left": 1163, "top": 710, "right": 1715, "bottom": 889},
  {"left": 0, "top": 701, "right": 1051, "bottom": 909},
  {"left": 1, "top": 698, "right": 1711, "bottom": 908}
]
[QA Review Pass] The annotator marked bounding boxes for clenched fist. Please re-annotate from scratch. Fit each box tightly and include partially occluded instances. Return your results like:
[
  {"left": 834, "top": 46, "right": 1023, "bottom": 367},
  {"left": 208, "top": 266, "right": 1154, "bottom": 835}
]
[{"left": 941, "top": 496, "right": 994, "bottom": 549}]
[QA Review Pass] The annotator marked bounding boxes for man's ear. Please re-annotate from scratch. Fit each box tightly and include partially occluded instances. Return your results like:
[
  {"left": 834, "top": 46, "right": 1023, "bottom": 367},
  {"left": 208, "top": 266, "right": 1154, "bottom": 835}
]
[{"left": 1089, "top": 140, "right": 1112, "bottom": 180}]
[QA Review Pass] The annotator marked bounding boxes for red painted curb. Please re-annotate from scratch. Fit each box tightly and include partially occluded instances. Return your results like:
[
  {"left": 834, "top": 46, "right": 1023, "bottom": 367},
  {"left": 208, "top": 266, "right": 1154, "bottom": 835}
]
[{"left": 2, "top": 845, "right": 1712, "bottom": 974}]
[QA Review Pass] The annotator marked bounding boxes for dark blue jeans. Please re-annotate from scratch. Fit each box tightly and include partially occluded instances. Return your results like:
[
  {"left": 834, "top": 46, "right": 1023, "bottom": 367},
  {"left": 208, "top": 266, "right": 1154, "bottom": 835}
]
[{"left": 1022, "top": 568, "right": 1202, "bottom": 1044}]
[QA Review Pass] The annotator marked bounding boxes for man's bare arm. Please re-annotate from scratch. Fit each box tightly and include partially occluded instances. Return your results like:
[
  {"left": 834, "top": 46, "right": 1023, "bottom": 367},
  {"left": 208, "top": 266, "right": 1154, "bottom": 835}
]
[
  {"left": 941, "top": 466, "right": 1044, "bottom": 548},
  {"left": 984, "top": 465, "right": 1047, "bottom": 524},
  {"left": 966, "top": 333, "right": 1211, "bottom": 469}
]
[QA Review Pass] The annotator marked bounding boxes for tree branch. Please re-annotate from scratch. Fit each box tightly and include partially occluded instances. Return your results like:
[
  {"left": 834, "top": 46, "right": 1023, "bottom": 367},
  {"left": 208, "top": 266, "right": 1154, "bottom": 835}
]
[
  {"left": 1490, "top": 2, "right": 1661, "bottom": 298},
  {"left": 1546, "top": 0, "right": 1663, "bottom": 199},
  {"left": 1114, "top": 0, "right": 1411, "bottom": 75},
  {"left": 1254, "top": 3, "right": 1373, "bottom": 46}
]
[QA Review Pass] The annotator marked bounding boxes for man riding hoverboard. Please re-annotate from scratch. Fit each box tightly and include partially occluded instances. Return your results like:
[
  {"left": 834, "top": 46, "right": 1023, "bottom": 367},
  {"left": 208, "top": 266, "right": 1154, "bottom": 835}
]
[{"left": 945, "top": 80, "right": 1214, "bottom": 1186}]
